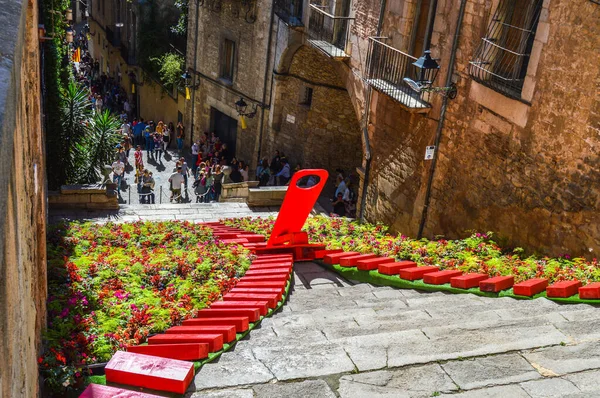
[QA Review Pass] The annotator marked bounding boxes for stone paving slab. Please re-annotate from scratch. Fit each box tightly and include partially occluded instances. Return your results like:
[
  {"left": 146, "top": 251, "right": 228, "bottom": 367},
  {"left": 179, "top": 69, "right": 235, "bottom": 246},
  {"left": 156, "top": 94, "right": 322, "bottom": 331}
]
[
  {"left": 519, "top": 378, "right": 581, "bottom": 398},
  {"left": 522, "top": 340, "right": 600, "bottom": 375},
  {"left": 252, "top": 380, "right": 336, "bottom": 398},
  {"left": 441, "top": 353, "right": 541, "bottom": 390},
  {"left": 339, "top": 363, "right": 457, "bottom": 398},
  {"left": 439, "top": 385, "right": 531, "bottom": 397}
]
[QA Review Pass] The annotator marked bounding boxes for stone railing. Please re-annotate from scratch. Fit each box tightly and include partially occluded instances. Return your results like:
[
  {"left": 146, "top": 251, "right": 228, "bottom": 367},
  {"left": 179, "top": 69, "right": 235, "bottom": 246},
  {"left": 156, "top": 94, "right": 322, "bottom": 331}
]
[
  {"left": 220, "top": 181, "right": 260, "bottom": 201},
  {"left": 48, "top": 184, "right": 119, "bottom": 210},
  {"left": 248, "top": 186, "right": 288, "bottom": 207}
]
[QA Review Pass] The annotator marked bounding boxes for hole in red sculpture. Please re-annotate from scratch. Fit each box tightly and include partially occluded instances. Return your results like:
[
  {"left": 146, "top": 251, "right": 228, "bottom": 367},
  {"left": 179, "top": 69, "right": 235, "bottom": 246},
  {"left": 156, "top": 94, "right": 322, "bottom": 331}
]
[{"left": 295, "top": 174, "right": 321, "bottom": 188}]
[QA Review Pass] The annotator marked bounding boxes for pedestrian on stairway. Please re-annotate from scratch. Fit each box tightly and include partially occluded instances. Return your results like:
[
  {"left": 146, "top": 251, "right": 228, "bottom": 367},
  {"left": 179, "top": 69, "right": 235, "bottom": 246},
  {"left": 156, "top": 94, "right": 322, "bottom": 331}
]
[
  {"left": 162, "top": 122, "right": 170, "bottom": 150},
  {"left": 176, "top": 122, "right": 185, "bottom": 150},
  {"left": 179, "top": 157, "right": 190, "bottom": 188},
  {"left": 154, "top": 133, "right": 164, "bottom": 162},
  {"left": 111, "top": 158, "right": 125, "bottom": 191},
  {"left": 134, "top": 145, "right": 144, "bottom": 174},
  {"left": 169, "top": 166, "right": 185, "bottom": 203},
  {"left": 144, "top": 127, "right": 153, "bottom": 157},
  {"left": 133, "top": 118, "right": 146, "bottom": 147},
  {"left": 213, "top": 165, "right": 223, "bottom": 202}
]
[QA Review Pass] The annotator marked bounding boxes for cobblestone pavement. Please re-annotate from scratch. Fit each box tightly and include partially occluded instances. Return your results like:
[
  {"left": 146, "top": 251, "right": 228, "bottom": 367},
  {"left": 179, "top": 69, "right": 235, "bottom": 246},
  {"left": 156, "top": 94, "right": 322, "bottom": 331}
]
[
  {"left": 116, "top": 146, "right": 195, "bottom": 205},
  {"left": 187, "top": 263, "right": 600, "bottom": 398}
]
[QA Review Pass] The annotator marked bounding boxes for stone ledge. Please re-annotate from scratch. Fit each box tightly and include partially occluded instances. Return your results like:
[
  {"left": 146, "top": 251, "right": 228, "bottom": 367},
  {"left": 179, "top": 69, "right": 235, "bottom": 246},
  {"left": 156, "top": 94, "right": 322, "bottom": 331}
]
[
  {"left": 61, "top": 184, "right": 107, "bottom": 194},
  {"left": 49, "top": 184, "right": 118, "bottom": 210}
]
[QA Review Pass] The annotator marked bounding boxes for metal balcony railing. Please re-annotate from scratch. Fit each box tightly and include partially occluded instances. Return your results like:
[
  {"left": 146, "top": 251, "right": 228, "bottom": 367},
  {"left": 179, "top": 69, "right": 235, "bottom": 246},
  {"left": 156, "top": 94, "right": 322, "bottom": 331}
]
[
  {"left": 307, "top": 4, "right": 354, "bottom": 59},
  {"left": 366, "top": 38, "right": 431, "bottom": 110},
  {"left": 106, "top": 26, "right": 121, "bottom": 48},
  {"left": 274, "top": 0, "right": 304, "bottom": 26}
]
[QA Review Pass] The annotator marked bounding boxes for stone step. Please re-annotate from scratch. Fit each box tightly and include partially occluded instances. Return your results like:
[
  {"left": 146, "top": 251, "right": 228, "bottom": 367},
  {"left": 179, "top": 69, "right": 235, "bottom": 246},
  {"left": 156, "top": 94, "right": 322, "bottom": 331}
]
[{"left": 105, "top": 351, "right": 194, "bottom": 394}]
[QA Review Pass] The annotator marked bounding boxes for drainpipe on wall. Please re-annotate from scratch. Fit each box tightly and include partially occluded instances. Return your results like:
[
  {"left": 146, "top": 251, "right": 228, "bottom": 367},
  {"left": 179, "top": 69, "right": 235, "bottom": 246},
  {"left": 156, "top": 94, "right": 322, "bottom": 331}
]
[
  {"left": 417, "top": 0, "right": 467, "bottom": 239},
  {"left": 256, "top": 2, "right": 276, "bottom": 167},
  {"left": 189, "top": 0, "right": 201, "bottom": 147},
  {"left": 359, "top": 0, "right": 387, "bottom": 222}
]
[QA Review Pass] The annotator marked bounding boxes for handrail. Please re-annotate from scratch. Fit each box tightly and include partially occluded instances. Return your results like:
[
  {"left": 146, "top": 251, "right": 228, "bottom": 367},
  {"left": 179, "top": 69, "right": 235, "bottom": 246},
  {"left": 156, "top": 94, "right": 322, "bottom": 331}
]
[
  {"left": 368, "top": 37, "right": 416, "bottom": 60},
  {"left": 308, "top": 4, "right": 355, "bottom": 20}
]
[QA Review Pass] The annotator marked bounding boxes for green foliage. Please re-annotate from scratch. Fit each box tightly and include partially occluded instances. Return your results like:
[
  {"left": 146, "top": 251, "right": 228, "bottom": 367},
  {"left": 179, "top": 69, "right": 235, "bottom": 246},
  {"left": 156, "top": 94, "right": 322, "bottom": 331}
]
[
  {"left": 77, "top": 111, "right": 122, "bottom": 184},
  {"left": 60, "top": 82, "right": 92, "bottom": 182},
  {"left": 151, "top": 53, "right": 185, "bottom": 90},
  {"left": 172, "top": 0, "right": 189, "bottom": 36}
]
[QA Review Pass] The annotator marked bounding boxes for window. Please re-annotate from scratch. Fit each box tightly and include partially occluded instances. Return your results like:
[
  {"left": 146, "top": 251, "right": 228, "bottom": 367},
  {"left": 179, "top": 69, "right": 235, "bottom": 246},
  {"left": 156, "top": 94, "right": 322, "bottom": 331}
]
[
  {"left": 469, "top": 0, "right": 543, "bottom": 99},
  {"left": 220, "top": 39, "right": 236, "bottom": 82},
  {"left": 274, "top": 0, "right": 303, "bottom": 26},
  {"left": 299, "top": 87, "right": 313, "bottom": 107}
]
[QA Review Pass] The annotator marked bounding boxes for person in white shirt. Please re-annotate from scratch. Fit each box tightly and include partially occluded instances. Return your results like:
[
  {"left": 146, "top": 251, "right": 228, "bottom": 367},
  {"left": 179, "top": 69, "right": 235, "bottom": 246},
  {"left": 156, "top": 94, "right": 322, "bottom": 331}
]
[
  {"left": 111, "top": 159, "right": 125, "bottom": 191},
  {"left": 169, "top": 166, "right": 185, "bottom": 202}
]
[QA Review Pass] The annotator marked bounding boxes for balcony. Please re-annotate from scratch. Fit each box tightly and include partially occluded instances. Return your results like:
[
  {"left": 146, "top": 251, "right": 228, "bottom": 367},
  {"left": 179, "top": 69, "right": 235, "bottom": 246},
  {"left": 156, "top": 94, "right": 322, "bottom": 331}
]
[
  {"left": 105, "top": 26, "right": 121, "bottom": 48},
  {"left": 307, "top": 4, "right": 354, "bottom": 60},
  {"left": 366, "top": 38, "right": 431, "bottom": 111},
  {"left": 274, "top": 0, "right": 304, "bottom": 26}
]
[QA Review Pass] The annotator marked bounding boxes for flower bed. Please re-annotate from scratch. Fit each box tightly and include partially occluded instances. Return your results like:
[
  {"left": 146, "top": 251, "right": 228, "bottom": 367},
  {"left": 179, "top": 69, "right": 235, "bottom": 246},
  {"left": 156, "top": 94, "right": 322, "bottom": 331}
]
[
  {"left": 42, "top": 221, "right": 251, "bottom": 394},
  {"left": 223, "top": 216, "right": 600, "bottom": 284}
]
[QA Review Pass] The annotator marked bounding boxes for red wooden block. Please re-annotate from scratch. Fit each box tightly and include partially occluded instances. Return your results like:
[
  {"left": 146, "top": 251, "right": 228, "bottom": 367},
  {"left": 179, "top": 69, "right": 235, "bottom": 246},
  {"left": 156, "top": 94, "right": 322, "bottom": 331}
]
[
  {"left": 181, "top": 317, "right": 249, "bottom": 332},
  {"left": 356, "top": 257, "right": 395, "bottom": 271},
  {"left": 255, "top": 254, "right": 294, "bottom": 260},
  {"left": 236, "top": 281, "right": 287, "bottom": 290},
  {"left": 314, "top": 249, "right": 343, "bottom": 259},
  {"left": 339, "top": 253, "right": 378, "bottom": 267},
  {"left": 210, "top": 300, "right": 270, "bottom": 316},
  {"left": 450, "top": 273, "right": 488, "bottom": 289},
  {"left": 579, "top": 282, "right": 600, "bottom": 299},
  {"left": 423, "top": 270, "right": 463, "bottom": 285},
  {"left": 236, "top": 234, "right": 265, "bottom": 242},
  {"left": 80, "top": 383, "right": 165, "bottom": 398},
  {"left": 194, "top": 308, "right": 261, "bottom": 322},
  {"left": 245, "top": 268, "right": 292, "bottom": 276},
  {"left": 224, "top": 293, "right": 279, "bottom": 308},
  {"left": 399, "top": 266, "right": 439, "bottom": 281},
  {"left": 105, "top": 351, "right": 194, "bottom": 394},
  {"left": 378, "top": 261, "right": 418, "bottom": 275},
  {"left": 148, "top": 333, "right": 223, "bottom": 352},
  {"left": 213, "top": 232, "right": 238, "bottom": 239},
  {"left": 230, "top": 288, "right": 284, "bottom": 301},
  {"left": 479, "top": 276, "right": 514, "bottom": 292},
  {"left": 253, "top": 256, "right": 294, "bottom": 262},
  {"left": 127, "top": 343, "right": 209, "bottom": 360},
  {"left": 513, "top": 278, "right": 549, "bottom": 297},
  {"left": 166, "top": 325, "right": 237, "bottom": 342},
  {"left": 250, "top": 262, "right": 293, "bottom": 270},
  {"left": 323, "top": 251, "right": 360, "bottom": 265},
  {"left": 221, "top": 238, "right": 250, "bottom": 244},
  {"left": 239, "top": 274, "right": 289, "bottom": 282},
  {"left": 547, "top": 280, "right": 582, "bottom": 298},
  {"left": 250, "top": 263, "right": 293, "bottom": 271}
]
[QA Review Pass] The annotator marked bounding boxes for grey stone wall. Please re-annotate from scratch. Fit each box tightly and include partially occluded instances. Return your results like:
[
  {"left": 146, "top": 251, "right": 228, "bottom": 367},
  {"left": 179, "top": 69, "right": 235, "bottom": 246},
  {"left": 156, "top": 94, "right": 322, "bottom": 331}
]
[{"left": 0, "top": 0, "right": 47, "bottom": 396}]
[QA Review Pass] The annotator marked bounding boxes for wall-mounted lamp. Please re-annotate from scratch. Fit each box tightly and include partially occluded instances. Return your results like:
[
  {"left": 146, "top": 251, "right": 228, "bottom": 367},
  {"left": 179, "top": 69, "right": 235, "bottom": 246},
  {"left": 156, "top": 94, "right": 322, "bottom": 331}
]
[
  {"left": 234, "top": 97, "right": 258, "bottom": 130},
  {"left": 403, "top": 50, "right": 457, "bottom": 99}
]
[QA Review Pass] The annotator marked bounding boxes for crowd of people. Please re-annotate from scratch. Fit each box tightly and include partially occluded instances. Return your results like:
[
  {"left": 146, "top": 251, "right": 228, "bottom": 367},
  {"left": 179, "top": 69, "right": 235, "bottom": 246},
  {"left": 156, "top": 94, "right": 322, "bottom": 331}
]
[{"left": 73, "top": 26, "right": 356, "bottom": 213}]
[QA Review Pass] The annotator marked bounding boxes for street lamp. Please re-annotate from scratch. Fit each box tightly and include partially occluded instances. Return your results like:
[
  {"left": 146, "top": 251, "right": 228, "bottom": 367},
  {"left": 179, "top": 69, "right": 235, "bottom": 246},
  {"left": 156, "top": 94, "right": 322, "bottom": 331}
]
[
  {"left": 234, "top": 97, "right": 258, "bottom": 130},
  {"left": 403, "top": 50, "right": 457, "bottom": 99}
]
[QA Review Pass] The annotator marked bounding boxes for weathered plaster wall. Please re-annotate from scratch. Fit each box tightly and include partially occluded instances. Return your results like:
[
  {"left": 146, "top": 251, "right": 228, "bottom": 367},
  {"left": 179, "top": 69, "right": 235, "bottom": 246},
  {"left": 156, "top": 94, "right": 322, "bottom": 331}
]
[
  {"left": 0, "top": 0, "right": 47, "bottom": 396},
  {"left": 263, "top": 45, "right": 362, "bottom": 180}
]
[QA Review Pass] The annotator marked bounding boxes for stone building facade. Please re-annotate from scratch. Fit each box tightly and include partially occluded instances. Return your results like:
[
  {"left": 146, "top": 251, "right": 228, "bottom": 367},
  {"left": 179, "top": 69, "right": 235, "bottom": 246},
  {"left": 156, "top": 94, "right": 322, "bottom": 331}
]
[
  {"left": 88, "top": 0, "right": 186, "bottom": 125},
  {"left": 0, "top": 0, "right": 47, "bottom": 396},
  {"left": 187, "top": 0, "right": 600, "bottom": 256}
]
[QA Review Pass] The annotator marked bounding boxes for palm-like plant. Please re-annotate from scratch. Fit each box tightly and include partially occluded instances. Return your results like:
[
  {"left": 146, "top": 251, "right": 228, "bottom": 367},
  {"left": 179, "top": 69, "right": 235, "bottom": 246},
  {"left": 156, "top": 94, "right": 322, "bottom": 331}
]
[
  {"left": 78, "top": 110, "right": 122, "bottom": 184},
  {"left": 60, "top": 82, "right": 92, "bottom": 183}
]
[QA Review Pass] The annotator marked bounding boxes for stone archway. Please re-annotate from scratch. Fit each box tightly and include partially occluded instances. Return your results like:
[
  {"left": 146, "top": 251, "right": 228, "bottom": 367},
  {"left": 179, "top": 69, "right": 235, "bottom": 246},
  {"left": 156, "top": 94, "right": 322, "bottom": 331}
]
[{"left": 264, "top": 45, "right": 363, "bottom": 196}]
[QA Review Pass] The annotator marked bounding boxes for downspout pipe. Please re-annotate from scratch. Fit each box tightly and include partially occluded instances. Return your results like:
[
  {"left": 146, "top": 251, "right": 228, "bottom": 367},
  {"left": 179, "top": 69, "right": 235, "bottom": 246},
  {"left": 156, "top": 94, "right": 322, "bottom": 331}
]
[
  {"left": 417, "top": 0, "right": 467, "bottom": 238},
  {"left": 189, "top": 0, "right": 201, "bottom": 147},
  {"left": 256, "top": 2, "right": 276, "bottom": 167},
  {"left": 422, "top": 0, "right": 438, "bottom": 52},
  {"left": 359, "top": 0, "right": 386, "bottom": 222}
]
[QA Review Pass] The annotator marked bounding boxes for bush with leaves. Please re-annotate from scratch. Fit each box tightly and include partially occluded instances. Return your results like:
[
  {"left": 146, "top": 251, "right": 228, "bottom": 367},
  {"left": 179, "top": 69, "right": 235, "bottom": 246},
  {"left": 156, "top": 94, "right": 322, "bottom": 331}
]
[{"left": 151, "top": 53, "right": 185, "bottom": 91}]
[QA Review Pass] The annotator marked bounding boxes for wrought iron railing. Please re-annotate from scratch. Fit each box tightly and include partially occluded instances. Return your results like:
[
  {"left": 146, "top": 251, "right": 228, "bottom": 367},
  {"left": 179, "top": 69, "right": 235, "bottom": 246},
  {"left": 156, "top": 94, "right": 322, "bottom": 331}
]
[
  {"left": 307, "top": 4, "right": 354, "bottom": 58},
  {"left": 469, "top": 0, "right": 543, "bottom": 99},
  {"left": 274, "top": 0, "right": 304, "bottom": 26},
  {"left": 366, "top": 38, "right": 431, "bottom": 109},
  {"left": 106, "top": 26, "right": 121, "bottom": 47}
]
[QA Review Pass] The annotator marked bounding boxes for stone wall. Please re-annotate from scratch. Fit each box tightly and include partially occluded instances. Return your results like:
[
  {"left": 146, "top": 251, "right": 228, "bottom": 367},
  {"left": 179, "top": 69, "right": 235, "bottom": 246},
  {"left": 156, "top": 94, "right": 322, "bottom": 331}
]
[
  {"left": 48, "top": 185, "right": 119, "bottom": 210},
  {"left": 263, "top": 45, "right": 363, "bottom": 183},
  {"left": 360, "top": 0, "right": 600, "bottom": 256},
  {"left": 0, "top": 0, "right": 47, "bottom": 396}
]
